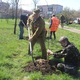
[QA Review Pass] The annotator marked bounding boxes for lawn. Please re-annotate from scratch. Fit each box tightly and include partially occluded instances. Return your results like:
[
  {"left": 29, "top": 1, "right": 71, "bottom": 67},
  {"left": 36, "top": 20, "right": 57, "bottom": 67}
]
[
  {"left": 0, "top": 19, "right": 80, "bottom": 80},
  {"left": 65, "top": 23, "right": 80, "bottom": 29}
]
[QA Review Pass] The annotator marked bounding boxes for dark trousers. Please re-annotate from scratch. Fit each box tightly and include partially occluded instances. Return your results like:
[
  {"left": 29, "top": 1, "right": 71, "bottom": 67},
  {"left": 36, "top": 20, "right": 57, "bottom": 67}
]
[
  {"left": 28, "top": 37, "right": 47, "bottom": 59},
  {"left": 57, "top": 63, "right": 78, "bottom": 75},
  {"left": 50, "top": 31, "right": 56, "bottom": 40},
  {"left": 61, "top": 22, "right": 64, "bottom": 28},
  {"left": 19, "top": 25, "right": 24, "bottom": 39}
]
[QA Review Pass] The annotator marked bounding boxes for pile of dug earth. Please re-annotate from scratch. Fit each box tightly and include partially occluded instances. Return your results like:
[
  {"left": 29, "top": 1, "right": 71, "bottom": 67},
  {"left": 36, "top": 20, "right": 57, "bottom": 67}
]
[{"left": 24, "top": 59, "right": 61, "bottom": 75}]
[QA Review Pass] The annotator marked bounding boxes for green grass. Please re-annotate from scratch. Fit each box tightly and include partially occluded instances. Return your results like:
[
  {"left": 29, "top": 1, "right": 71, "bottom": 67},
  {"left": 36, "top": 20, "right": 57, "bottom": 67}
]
[
  {"left": 0, "top": 19, "right": 80, "bottom": 80},
  {"left": 65, "top": 23, "right": 80, "bottom": 29}
]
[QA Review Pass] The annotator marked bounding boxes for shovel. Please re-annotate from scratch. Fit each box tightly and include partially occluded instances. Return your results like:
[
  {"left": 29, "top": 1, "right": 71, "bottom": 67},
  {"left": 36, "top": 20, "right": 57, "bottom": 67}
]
[{"left": 28, "top": 26, "right": 36, "bottom": 66}]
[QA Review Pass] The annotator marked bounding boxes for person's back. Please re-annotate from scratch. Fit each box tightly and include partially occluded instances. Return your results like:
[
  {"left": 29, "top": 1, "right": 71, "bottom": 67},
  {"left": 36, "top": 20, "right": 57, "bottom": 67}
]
[
  {"left": 50, "top": 16, "right": 60, "bottom": 31},
  {"left": 49, "top": 14, "right": 60, "bottom": 40},
  {"left": 19, "top": 15, "right": 28, "bottom": 26}
]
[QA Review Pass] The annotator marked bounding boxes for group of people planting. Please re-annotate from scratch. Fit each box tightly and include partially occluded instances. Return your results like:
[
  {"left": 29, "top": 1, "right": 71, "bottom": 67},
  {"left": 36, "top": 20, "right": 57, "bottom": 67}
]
[{"left": 18, "top": 9, "right": 80, "bottom": 75}]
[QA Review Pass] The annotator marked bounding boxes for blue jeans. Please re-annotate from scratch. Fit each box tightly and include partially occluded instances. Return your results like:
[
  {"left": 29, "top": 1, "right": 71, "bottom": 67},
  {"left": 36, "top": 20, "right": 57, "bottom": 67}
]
[{"left": 19, "top": 25, "right": 24, "bottom": 39}]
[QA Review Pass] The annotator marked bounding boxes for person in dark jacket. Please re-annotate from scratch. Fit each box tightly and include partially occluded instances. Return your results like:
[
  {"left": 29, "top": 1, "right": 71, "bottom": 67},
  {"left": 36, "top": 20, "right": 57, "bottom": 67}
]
[
  {"left": 47, "top": 36, "right": 80, "bottom": 75},
  {"left": 19, "top": 14, "right": 28, "bottom": 39},
  {"left": 60, "top": 15, "right": 65, "bottom": 28}
]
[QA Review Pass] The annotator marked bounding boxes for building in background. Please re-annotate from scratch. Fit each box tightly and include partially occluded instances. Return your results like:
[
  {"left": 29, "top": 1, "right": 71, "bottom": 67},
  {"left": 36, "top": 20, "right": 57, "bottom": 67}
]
[
  {"left": 37, "top": 4, "right": 63, "bottom": 18},
  {"left": 0, "top": 0, "right": 2, "bottom": 2},
  {"left": 0, "top": 1, "right": 10, "bottom": 18},
  {"left": 0, "top": 1, "right": 32, "bottom": 19}
]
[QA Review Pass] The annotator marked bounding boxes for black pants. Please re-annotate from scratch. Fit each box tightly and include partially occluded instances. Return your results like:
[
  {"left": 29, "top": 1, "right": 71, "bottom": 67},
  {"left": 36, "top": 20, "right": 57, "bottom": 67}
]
[
  {"left": 57, "top": 63, "right": 78, "bottom": 75},
  {"left": 50, "top": 31, "right": 56, "bottom": 40}
]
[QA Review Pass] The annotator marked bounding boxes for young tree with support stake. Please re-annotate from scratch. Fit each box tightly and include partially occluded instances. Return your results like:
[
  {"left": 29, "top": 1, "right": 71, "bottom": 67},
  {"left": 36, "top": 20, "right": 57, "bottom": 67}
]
[{"left": 14, "top": 0, "right": 19, "bottom": 34}]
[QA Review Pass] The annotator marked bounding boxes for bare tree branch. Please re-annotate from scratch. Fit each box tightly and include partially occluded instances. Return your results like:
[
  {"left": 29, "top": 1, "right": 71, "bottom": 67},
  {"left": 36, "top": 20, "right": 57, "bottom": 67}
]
[{"left": 32, "top": 0, "right": 39, "bottom": 9}]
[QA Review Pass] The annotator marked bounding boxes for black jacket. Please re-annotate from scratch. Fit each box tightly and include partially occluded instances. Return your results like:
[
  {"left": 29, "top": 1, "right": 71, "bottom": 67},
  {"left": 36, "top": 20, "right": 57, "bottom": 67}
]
[
  {"left": 54, "top": 43, "right": 80, "bottom": 67},
  {"left": 19, "top": 15, "right": 28, "bottom": 26}
]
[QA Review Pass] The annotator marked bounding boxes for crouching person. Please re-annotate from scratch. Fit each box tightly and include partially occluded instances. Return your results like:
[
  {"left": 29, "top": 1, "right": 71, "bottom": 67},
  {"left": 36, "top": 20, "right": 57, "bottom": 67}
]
[{"left": 47, "top": 36, "right": 80, "bottom": 75}]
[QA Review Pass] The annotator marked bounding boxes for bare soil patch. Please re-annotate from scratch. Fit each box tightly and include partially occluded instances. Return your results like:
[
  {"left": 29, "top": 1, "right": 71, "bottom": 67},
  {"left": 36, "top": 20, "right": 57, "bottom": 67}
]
[{"left": 24, "top": 57, "right": 61, "bottom": 75}]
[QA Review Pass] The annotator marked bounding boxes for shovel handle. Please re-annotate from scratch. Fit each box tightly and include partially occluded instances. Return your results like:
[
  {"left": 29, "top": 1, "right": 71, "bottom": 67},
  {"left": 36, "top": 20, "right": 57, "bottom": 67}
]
[{"left": 28, "top": 26, "right": 36, "bottom": 66}]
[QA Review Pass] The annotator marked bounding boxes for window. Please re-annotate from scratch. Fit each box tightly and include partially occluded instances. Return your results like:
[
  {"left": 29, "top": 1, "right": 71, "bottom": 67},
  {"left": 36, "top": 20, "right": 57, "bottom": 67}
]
[{"left": 48, "top": 7, "right": 53, "bottom": 11}]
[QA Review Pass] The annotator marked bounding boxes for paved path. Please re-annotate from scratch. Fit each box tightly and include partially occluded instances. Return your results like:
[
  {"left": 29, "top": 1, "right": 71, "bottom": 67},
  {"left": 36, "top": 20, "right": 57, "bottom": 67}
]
[
  {"left": 45, "top": 22, "right": 80, "bottom": 34},
  {"left": 59, "top": 25, "right": 80, "bottom": 34}
]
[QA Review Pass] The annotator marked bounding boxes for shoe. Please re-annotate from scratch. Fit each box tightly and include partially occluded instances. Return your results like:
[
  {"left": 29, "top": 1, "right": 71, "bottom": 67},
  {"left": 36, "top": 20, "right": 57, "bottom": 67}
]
[
  {"left": 19, "top": 38, "right": 24, "bottom": 40},
  {"left": 28, "top": 53, "right": 31, "bottom": 56}
]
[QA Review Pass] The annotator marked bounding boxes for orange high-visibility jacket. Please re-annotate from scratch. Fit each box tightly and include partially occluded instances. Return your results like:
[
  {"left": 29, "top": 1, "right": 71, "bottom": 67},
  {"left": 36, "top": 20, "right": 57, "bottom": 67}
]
[{"left": 50, "top": 17, "right": 60, "bottom": 31}]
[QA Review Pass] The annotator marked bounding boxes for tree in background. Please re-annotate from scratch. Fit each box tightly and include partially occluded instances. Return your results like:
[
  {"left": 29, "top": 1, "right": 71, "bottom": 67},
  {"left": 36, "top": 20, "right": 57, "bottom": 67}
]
[
  {"left": 32, "top": 0, "right": 39, "bottom": 9},
  {"left": 57, "top": 7, "right": 80, "bottom": 25},
  {"left": 14, "top": 0, "right": 19, "bottom": 34}
]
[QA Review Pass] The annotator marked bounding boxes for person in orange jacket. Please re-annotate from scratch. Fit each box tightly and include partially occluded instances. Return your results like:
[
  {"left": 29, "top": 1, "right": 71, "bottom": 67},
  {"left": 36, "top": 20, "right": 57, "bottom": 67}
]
[{"left": 49, "top": 14, "right": 60, "bottom": 40}]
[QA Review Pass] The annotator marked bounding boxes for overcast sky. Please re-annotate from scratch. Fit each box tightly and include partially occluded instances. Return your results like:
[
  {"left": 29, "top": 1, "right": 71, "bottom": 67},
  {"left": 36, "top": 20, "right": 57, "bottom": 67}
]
[{"left": 2, "top": 0, "right": 80, "bottom": 11}]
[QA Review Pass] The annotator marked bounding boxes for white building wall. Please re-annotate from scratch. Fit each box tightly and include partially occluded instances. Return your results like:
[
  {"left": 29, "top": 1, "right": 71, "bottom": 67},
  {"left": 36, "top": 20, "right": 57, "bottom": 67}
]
[{"left": 38, "top": 4, "right": 63, "bottom": 18}]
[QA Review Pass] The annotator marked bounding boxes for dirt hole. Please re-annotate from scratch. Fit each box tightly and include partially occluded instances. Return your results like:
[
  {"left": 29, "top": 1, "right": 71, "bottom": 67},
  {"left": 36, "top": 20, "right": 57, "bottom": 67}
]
[{"left": 24, "top": 57, "right": 61, "bottom": 75}]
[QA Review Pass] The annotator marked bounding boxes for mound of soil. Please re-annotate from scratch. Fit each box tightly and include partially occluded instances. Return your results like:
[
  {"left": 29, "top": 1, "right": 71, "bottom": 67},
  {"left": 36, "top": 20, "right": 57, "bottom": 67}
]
[{"left": 24, "top": 58, "right": 61, "bottom": 75}]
